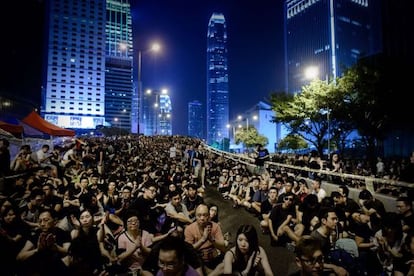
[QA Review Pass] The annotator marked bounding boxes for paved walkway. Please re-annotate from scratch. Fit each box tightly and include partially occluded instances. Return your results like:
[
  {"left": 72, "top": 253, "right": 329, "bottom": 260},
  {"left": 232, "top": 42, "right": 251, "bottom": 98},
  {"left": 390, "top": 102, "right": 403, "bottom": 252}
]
[{"left": 203, "top": 185, "right": 297, "bottom": 276}]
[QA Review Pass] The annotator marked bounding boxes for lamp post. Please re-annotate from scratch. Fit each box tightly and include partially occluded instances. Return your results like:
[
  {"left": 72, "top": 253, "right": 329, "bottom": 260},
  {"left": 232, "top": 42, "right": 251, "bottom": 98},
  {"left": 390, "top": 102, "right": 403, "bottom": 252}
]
[
  {"left": 137, "top": 43, "right": 161, "bottom": 134},
  {"left": 226, "top": 124, "right": 236, "bottom": 141}
]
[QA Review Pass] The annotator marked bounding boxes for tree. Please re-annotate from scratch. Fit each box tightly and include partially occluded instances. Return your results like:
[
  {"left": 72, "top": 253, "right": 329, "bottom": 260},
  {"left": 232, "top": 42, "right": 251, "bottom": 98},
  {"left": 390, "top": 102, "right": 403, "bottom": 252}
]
[
  {"left": 277, "top": 134, "right": 308, "bottom": 152},
  {"left": 270, "top": 81, "right": 337, "bottom": 156},
  {"left": 234, "top": 126, "right": 268, "bottom": 150},
  {"left": 336, "top": 59, "right": 393, "bottom": 161}
]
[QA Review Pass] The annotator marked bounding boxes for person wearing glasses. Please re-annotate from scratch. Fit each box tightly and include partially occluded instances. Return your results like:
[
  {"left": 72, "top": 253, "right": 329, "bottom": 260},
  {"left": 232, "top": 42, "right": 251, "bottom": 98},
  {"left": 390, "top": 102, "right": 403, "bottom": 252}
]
[
  {"left": 268, "top": 192, "right": 304, "bottom": 248},
  {"left": 289, "top": 235, "right": 326, "bottom": 276},
  {"left": 116, "top": 210, "right": 152, "bottom": 275},
  {"left": 155, "top": 235, "right": 200, "bottom": 276},
  {"left": 129, "top": 182, "right": 166, "bottom": 234}
]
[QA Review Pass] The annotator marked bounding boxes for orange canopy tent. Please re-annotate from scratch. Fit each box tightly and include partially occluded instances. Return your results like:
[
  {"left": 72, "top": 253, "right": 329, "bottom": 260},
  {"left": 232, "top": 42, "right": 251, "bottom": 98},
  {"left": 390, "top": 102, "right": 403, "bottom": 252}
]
[
  {"left": 0, "top": 120, "right": 24, "bottom": 137},
  {"left": 21, "top": 111, "right": 75, "bottom": 137}
]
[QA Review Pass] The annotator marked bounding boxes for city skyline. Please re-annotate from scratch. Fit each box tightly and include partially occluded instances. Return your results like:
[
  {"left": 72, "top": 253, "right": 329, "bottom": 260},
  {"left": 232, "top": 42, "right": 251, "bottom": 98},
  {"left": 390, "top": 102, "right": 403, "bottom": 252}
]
[
  {"left": 0, "top": 1, "right": 285, "bottom": 135},
  {"left": 131, "top": 0, "right": 285, "bottom": 135}
]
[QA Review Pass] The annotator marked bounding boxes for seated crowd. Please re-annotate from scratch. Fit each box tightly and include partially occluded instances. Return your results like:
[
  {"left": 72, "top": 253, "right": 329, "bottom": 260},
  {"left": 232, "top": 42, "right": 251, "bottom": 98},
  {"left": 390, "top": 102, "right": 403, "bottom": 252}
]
[{"left": 0, "top": 135, "right": 413, "bottom": 276}]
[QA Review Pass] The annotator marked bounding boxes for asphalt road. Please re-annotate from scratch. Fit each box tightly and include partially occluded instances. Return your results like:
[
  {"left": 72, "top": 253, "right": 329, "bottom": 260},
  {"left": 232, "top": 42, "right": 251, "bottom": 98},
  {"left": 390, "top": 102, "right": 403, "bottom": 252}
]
[{"left": 203, "top": 185, "right": 298, "bottom": 276}]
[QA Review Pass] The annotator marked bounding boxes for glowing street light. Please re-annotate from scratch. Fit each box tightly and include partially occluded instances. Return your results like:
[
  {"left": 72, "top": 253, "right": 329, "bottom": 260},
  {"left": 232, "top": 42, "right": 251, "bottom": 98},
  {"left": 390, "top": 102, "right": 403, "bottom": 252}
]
[{"left": 137, "top": 42, "right": 161, "bottom": 134}]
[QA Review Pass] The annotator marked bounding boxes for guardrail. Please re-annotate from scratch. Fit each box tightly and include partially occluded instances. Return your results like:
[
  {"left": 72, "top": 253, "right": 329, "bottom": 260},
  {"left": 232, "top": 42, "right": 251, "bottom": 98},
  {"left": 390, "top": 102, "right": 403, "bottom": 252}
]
[{"left": 203, "top": 144, "right": 413, "bottom": 213}]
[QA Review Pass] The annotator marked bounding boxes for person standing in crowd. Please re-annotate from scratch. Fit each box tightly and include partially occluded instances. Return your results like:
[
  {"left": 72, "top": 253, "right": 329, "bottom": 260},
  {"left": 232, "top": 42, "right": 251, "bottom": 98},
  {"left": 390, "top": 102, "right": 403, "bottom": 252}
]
[
  {"left": 254, "top": 144, "right": 270, "bottom": 175},
  {"left": 184, "top": 204, "right": 226, "bottom": 275}
]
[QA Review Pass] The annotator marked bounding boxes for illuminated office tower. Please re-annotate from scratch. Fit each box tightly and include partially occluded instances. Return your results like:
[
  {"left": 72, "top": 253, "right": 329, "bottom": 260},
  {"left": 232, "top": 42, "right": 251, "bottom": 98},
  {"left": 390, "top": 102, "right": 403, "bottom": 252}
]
[
  {"left": 159, "top": 94, "right": 172, "bottom": 135},
  {"left": 41, "top": 0, "right": 107, "bottom": 129},
  {"left": 41, "top": 0, "right": 133, "bottom": 131},
  {"left": 206, "top": 12, "right": 229, "bottom": 144},
  {"left": 105, "top": 0, "right": 134, "bottom": 132},
  {"left": 188, "top": 100, "right": 204, "bottom": 139},
  {"left": 285, "top": 0, "right": 382, "bottom": 94}
]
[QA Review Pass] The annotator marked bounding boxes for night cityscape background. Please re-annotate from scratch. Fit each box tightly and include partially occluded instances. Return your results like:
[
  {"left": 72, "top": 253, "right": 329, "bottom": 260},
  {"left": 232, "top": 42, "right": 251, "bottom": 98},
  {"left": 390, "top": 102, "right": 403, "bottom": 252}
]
[{"left": 0, "top": 0, "right": 413, "bottom": 156}]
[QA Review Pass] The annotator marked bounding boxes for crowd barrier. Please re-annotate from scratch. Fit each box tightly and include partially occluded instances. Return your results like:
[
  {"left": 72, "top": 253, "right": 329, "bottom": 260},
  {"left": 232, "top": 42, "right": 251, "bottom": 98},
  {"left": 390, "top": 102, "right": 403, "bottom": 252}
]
[{"left": 204, "top": 144, "right": 413, "bottom": 213}]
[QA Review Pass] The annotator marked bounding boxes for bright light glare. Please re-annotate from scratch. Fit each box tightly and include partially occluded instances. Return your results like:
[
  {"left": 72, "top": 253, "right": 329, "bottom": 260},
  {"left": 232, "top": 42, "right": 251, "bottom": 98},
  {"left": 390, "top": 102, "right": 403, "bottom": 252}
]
[
  {"left": 305, "top": 66, "right": 319, "bottom": 80},
  {"left": 151, "top": 43, "right": 161, "bottom": 52}
]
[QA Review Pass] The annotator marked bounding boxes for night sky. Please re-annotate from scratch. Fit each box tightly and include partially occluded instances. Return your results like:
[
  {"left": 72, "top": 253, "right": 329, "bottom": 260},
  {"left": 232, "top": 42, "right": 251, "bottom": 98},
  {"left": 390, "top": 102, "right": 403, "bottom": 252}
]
[{"left": 1, "top": 0, "right": 285, "bottom": 135}]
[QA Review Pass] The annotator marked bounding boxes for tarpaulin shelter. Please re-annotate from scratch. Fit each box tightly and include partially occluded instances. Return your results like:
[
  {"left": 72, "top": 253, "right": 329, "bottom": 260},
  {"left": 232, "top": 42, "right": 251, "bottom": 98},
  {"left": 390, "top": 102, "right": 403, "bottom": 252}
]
[
  {"left": 21, "top": 111, "right": 75, "bottom": 137},
  {"left": 0, "top": 121, "right": 23, "bottom": 137}
]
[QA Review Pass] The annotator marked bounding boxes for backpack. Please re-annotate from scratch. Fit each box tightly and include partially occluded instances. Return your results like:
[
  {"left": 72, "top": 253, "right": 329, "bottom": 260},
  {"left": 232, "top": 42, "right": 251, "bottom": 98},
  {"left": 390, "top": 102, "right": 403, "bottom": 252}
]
[{"left": 327, "top": 248, "right": 362, "bottom": 276}]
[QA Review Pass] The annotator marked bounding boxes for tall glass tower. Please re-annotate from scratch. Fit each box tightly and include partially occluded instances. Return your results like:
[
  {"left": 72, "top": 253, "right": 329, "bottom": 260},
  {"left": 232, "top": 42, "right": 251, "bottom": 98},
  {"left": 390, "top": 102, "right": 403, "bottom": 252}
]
[
  {"left": 188, "top": 100, "right": 204, "bottom": 139},
  {"left": 105, "top": 0, "right": 134, "bottom": 132},
  {"left": 206, "top": 12, "right": 229, "bottom": 145},
  {"left": 285, "top": 0, "right": 382, "bottom": 94}
]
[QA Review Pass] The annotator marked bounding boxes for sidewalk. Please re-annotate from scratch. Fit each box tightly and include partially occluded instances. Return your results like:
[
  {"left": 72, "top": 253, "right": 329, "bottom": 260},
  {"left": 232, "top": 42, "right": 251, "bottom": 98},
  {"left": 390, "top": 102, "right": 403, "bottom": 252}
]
[{"left": 203, "top": 185, "right": 298, "bottom": 275}]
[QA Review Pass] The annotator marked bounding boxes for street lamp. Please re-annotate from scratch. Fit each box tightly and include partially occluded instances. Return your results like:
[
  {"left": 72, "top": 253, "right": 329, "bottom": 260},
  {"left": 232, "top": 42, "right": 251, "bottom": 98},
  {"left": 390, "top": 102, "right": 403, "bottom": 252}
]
[
  {"left": 226, "top": 124, "right": 236, "bottom": 141},
  {"left": 237, "top": 114, "right": 258, "bottom": 130},
  {"left": 137, "top": 42, "right": 161, "bottom": 134}
]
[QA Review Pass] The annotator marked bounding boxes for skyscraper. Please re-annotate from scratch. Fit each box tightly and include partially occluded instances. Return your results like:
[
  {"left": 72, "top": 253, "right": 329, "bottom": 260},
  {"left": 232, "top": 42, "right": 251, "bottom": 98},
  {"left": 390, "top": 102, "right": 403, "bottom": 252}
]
[
  {"left": 105, "top": 0, "right": 134, "bottom": 132},
  {"left": 41, "top": 0, "right": 107, "bottom": 129},
  {"left": 41, "top": 0, "right": 133, "bottom": 131},
  {"left": 206, "top": 12, "right": 229, "bottom": 145},
  {"left": 188, "top": 100, "right": 204, "bottom": 139},
  {"left": 284, "top": 0, "right": 382, "bottom": 94}
]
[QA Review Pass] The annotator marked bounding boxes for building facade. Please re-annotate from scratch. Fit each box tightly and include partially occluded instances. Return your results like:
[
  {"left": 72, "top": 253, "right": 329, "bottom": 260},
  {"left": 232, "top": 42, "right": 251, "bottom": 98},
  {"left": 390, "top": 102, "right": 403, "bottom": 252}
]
[
  {"left": 105, "top": 0, "right": 134, "bottom": 132},
  {"left": 188, "top": 100, "right": 204, "bottom": 139},
  {"left": 206, "top": 12, "right": 229, "bottom": 144},
  {"left": 284, "top": 0, "right": 382, "bottom": 94},
  {"left": 41, "top": 0, "right": 133, "bottom": 131}
]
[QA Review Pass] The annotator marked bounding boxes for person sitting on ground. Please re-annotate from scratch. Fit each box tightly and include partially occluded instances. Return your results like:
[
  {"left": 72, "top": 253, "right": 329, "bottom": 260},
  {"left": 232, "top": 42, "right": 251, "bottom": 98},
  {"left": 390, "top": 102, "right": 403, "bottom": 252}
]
[
  {"left": 154, "top": 235, "right": 201, "bottom": 276},
  {"left": 289, "top": 235, "right": 326, "bottom": 276},
  {"left": 184, "top": 204, "right": 226, "bottom": 275},
  {"left": 250, "top": 179, "right": 270, "bottom": 216},
  {"left": 259, "top": 186, "right": 279, "bottom": 234},
  {"left": 16, "top": 209, "right": 71, "bottom": 275},
  {"left": 211, "top": 224, "right": 274, "bottom": 276},
  {"left": 268, "top": 192, "right": 304, "bottom": 247},
  {"left": 310, "top": 207, "right": 348, "bottom": 276},
  {"left": 182, "top": 184, "right": 204, "bottom": 220},
  {"left": 141, "top": 226, "right": 203, "bottom": 276},
  {"left": 164, "top": 190, "right": 193, "bottom": 228},
  {"left": 393, "top": 230, "right": 414, "bottom": 276}
]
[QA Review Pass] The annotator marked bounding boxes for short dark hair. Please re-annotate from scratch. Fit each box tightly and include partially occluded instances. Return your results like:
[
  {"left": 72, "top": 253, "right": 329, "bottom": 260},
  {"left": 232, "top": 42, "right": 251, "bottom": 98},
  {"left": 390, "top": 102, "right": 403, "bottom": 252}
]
[
  {"left": 339, "top": 185, "right": 349, "bottom": 197},
  {"left": 358, "top": 189, "right": 372, "bottom": 200},
  {"left": 169, "top": 189, "right": 181, "bottom": 199},
  {"left": 295, "top": 235, "right": 322, "bottom": 258},
  {"left": 159, "top": 236, "right": 185, "bottom": 260}
]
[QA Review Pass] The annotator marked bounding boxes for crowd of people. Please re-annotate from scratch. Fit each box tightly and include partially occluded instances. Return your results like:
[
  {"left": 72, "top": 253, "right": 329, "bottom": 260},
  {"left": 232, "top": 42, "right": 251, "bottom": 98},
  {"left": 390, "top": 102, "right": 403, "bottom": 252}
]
[{"left": 0, "top": 135, "right": 413, "bottom": 276}]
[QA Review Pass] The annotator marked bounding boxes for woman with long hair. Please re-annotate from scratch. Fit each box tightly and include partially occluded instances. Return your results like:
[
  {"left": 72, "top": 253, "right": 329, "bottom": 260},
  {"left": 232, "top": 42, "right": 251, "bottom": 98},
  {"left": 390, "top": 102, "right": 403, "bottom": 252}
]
[{"left": 222, "top": 224, "right": 273, "bottom": 276}]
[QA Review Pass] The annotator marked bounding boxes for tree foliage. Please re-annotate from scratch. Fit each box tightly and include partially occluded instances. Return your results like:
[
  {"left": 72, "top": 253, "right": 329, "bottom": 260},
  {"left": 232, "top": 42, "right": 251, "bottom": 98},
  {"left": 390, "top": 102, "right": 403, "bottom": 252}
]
[
  {"left": 270, "top": 57, "right": 402, "bottom": 160},
  {"left": 277, "top": 134, "right": 308, "bottom": 152},
  {"left": 234, "top": 126, "right": 268, "bottom": 149}
]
